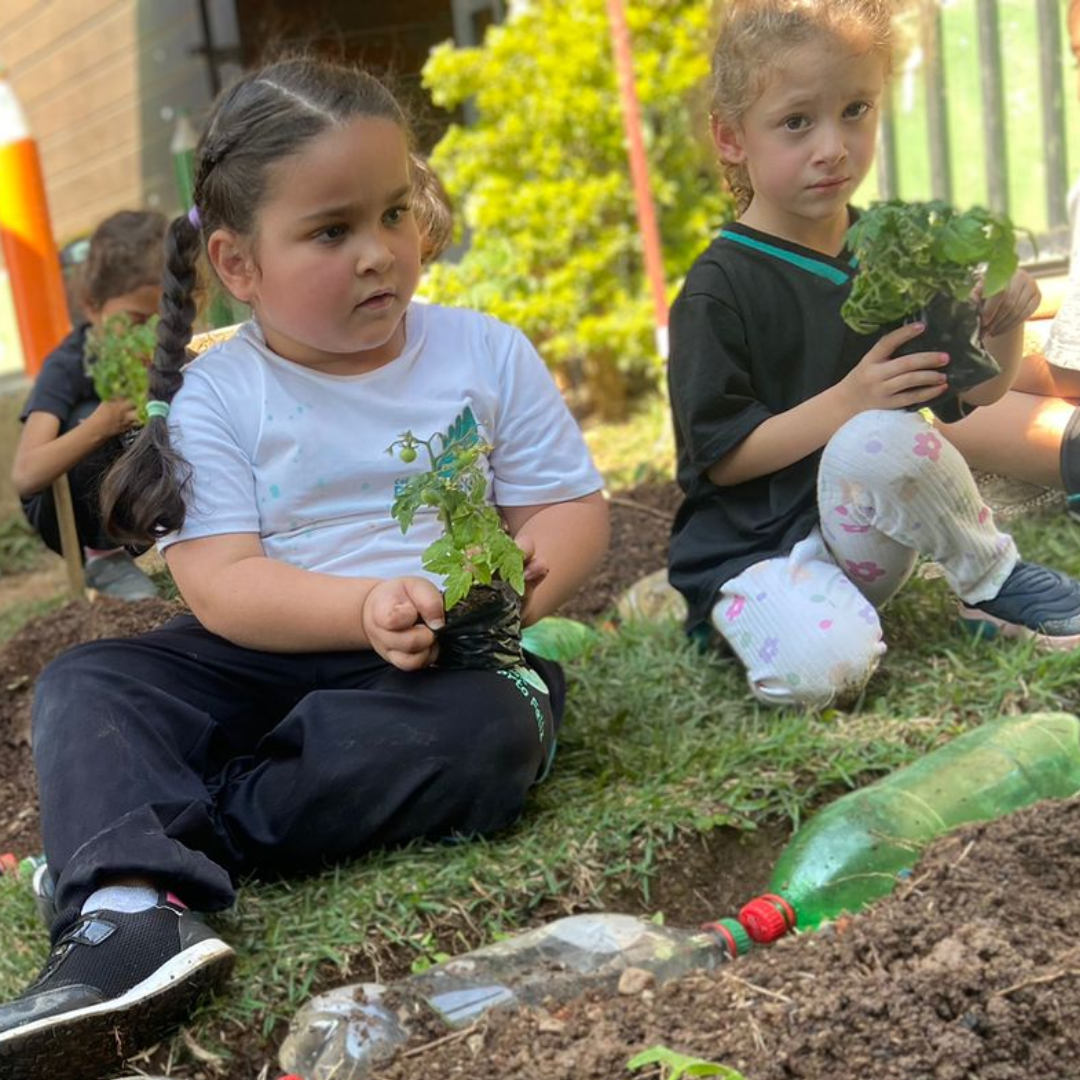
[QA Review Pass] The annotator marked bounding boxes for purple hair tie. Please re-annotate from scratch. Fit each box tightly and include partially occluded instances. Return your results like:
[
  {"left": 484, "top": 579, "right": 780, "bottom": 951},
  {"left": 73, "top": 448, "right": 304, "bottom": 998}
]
[{"left": 187, "top": 206, "right": 201, "bottom": 229}]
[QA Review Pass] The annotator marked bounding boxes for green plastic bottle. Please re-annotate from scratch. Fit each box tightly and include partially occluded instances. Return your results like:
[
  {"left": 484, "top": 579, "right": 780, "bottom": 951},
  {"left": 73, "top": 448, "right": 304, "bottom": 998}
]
[
  {"left": 520, "top": 616, "right": 599, "bottom": 663},
  {"left": 739, "top": 712, "right": 1080, "bottom": 942}
]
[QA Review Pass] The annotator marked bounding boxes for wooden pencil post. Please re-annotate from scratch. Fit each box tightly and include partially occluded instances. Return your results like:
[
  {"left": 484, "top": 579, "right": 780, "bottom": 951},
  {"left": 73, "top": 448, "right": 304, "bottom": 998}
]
[{"left": 51, "top": 473, "right": 85, "bottom": 599}]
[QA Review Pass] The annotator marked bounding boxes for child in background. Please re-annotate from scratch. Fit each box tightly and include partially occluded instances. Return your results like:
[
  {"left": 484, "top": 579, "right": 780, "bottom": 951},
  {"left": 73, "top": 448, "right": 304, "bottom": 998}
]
[
  {"left": 11, "top": 210, "right": 166, "bottom": 600},
  {"left": 668, "top": 0, "right": 1080, "bottom": 711},
  {"left": 0, "top": 57, "right": 607, "bottom": 1080}
]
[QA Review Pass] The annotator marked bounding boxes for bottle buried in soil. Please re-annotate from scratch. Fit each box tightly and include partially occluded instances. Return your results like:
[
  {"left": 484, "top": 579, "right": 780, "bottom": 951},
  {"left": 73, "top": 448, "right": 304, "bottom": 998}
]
[
  {"left": 520, "top": 616, "right": 600, "bottom": 664},
  {"left": 739, "top": 712, "right": 1080, "bottom": 942},
  {"left": 279, "top": 913, "right": 748, "bottom": 1078}
]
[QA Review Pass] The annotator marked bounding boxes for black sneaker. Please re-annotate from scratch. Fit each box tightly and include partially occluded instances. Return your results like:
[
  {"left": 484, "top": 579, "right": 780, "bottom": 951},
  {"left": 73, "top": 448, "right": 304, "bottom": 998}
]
[
  {"left": 0, "top": 892, "right": 235, "bottom": 1080},
  {"left": 958, "top": 559, "right": 1080, "bottom": 650}
]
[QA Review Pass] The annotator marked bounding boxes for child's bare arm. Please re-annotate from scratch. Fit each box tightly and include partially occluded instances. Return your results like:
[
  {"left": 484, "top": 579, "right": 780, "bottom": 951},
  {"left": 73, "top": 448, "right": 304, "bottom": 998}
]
[
  {"left": 502, "top": 491, "right": 609, "bottom": 625},
  {"left": 12, "top": 403, "right": 139, "bottom": 498},
  {"left": 165, "top": 533, "right": 444, "bottom": 665},
  {"left": 707, "top": 322, "right": 947, "bottom": 486}
]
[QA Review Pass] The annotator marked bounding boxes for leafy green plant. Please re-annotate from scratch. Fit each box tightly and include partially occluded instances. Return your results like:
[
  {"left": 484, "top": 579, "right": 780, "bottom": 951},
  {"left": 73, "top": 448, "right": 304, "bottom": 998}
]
[
  {"left": 388, "top": 409, "right": 525, "bottom": 609},
  {"left": 841, "top": 200, "right": 1020, "bottom": 334},
  {"left": 627, "top": 1045, "right": 747, "bottom": 1079},
  {"left": 84, "top": 313, "right": 158, "bottom": 424},
  {"left": 407, "top": 931, "right": 452, "bottom": 975},
  {"left": 0, "top": 514, "right": 46, "bottom": 576}
]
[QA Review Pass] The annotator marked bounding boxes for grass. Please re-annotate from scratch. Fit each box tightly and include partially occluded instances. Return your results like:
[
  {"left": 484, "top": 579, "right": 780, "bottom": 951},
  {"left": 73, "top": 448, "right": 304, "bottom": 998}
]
[
  {"left": 0, "top": 406, "right": 1077, "bottom": 1074},
  {"left": 0, "top": 514, "right": 45, "bottom": 577}
]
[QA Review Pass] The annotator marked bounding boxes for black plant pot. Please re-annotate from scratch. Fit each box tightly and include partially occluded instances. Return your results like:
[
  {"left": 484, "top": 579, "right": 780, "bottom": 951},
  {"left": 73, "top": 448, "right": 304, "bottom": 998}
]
[
  {"left": 437, "top": 578, "right": 524, "bottom": 672},
  {"left": 895, "top": 292, "right": 1000, "bottom": 419}
]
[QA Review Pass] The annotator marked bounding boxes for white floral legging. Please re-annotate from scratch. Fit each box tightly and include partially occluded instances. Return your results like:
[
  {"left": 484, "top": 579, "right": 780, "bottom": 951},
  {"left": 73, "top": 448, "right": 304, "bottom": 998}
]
[{"left": 711, "top": 408, "right": 1018, "bottom": 708}]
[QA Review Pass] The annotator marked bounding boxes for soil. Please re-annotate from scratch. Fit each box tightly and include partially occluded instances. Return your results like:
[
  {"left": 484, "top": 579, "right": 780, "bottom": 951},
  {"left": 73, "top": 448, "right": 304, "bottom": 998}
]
[
  {"left": 1, "top": 479, "right": 1078, "bottom": 1080},
  {"left": 373, "top": 797, "right": 1080, "bottom": 1080}
]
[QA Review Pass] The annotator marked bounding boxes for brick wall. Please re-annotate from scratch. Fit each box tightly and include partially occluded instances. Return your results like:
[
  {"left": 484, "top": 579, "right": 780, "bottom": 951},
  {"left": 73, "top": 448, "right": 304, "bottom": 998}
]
[{"left": 0, "top": 0, "right": 228, "bottom": 245}]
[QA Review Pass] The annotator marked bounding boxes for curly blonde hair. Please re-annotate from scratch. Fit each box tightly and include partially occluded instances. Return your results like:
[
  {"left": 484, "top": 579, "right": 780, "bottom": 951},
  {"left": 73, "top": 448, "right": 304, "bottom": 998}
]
[{"left": 710, "top": 0, "right": 894, "bottom": 213}]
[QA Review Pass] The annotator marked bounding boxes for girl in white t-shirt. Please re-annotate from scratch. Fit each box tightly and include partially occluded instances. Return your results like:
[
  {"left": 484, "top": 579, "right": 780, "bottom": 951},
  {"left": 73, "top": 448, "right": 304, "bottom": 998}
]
[{"left": 0, "top": 57, "right": 607, "bottom": 1079}]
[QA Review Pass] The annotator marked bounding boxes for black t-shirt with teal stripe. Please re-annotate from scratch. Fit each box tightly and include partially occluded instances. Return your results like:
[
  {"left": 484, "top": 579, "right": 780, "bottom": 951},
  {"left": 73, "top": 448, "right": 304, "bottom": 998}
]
[{"left": 667, "top": 219, "right": 964, "bottom": 632}]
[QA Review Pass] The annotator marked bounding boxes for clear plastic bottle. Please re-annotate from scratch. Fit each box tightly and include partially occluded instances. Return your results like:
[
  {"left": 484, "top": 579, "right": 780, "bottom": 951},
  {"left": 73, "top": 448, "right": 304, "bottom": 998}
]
[
  {"left": 739, "top": 712, "right": 1080, "bottom": 942},
  {"left": 279, "top": 912, "right": 749, "bottom": 1079}
]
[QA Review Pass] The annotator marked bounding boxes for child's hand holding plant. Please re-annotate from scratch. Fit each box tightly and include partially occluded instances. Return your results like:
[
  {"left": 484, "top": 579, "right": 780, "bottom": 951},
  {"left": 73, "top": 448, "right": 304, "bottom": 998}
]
[
  {"left": 840, "top": 200, "right": 1030, "bottom": 417},
  {"left": 360, "top": 576, "right": 446, "bottom": 671},
  {"left": 976, "top": 267, "right": 1040, "bottom": 339}
]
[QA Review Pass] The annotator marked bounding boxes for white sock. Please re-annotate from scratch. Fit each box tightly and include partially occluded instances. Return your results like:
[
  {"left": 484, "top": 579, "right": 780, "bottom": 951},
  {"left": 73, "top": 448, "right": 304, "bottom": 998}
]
[{"left": 81, "top": 883, "right": 158, "bottom": 915}]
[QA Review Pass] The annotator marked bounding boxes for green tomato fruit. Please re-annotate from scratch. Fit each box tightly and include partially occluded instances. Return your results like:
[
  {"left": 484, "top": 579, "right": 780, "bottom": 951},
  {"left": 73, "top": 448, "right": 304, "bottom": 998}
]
[{"left": 399, "top": 446, "right": 417, "bottom": 463}]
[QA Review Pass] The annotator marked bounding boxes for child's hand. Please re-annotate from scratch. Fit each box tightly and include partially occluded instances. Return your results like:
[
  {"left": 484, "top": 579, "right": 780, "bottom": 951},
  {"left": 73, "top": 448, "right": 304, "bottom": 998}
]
[
  {"left": 515, "top": 533, "right": 550, "bottom": 590},
  {"left": 839, "top": 322, "right": 949, "bottom": 411},
  {"left": 976, "top": 269, "right": 1040, "bottom": 338},
  {"left": 88, "top": 397, "right": 140, "bottom": 438},
  {"left": 513, "top": 532, "right": 550, "bottom": 623},
  {"left": 361, "top": 577, "right": 445, "bottom": 670}
]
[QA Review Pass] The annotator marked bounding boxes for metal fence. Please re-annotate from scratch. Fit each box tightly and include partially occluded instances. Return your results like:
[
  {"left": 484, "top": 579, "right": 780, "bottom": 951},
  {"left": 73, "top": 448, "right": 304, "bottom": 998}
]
[{"left": 876, "top": 0, "right": 1071, "bottom": 261}]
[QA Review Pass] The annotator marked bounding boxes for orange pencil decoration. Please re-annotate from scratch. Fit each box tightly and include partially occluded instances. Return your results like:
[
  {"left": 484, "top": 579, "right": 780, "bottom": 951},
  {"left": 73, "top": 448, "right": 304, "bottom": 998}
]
[{"left": 0, "top": 69, "right": 70, "bottom": 376}]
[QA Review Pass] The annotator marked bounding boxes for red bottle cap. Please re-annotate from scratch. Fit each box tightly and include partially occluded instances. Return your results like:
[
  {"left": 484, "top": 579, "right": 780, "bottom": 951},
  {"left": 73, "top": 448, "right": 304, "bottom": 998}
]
[
  {"left": 0, "top": 853, "right": 16, "bottom": 875},
  {"left": 738, "top": 893, "right": 796, "bottom": 943}
]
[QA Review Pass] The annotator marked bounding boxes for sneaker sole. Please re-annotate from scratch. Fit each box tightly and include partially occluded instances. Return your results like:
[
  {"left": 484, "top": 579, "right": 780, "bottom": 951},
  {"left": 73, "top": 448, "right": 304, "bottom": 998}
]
[
  {"left": 0, "top": 938, "right": 235, "bottom": 1080},
  {"left": 957, "top": 604, "right": 1080, "bottom": 651}
]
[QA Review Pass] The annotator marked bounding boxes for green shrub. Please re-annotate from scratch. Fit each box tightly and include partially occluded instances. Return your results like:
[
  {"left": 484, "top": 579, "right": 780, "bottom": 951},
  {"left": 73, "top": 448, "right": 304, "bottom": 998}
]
[{"left": 421, "top": 0, "right": 733, "bottom": 410}]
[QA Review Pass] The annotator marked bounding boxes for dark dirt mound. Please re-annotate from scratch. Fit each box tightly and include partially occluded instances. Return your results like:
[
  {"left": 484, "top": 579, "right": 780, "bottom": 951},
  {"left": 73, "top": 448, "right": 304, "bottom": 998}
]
[
  {"left": 0, "top": 484, "right": 679, "bottom": 860},
  {"left": 372, "top": 796, "right": 1080, "bottom": 1080}
]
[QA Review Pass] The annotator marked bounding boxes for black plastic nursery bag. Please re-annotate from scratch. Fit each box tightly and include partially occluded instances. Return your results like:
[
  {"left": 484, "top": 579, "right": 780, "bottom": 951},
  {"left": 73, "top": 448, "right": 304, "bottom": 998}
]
[{"left": 895, "top": 292, "right": 1000, "bottom": 420}]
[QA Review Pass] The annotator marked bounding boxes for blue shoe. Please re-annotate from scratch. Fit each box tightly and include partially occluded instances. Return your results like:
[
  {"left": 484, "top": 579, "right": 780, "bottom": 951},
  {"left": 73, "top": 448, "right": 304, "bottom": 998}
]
[{"left": 958, "top": 560, "right": 1080, "bottom": 650}]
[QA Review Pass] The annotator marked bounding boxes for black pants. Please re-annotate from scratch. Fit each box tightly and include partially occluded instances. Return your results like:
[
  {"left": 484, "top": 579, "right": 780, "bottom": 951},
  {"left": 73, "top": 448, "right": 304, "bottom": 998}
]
[
  {"left": 21, "top": 439, "right": 123, "bottom": 557},
  {"left": 32, "top": 615, "right": 564, "bottom": 938}
]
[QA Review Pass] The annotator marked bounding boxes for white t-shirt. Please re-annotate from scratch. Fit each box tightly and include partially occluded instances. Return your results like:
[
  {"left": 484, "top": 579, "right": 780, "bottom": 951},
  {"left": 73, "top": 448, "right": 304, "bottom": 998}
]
[{"left": 159, "top": 303, "right": 604, "bottom": 586}]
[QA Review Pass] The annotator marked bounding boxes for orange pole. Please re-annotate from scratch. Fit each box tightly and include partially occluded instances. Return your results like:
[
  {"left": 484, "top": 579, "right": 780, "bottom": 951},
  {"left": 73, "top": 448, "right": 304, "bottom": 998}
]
[
  {"left": 0, "top": 71, "right": 70, "bottom": 376},
  {"left": 606, "top": 0, "right": 669, "bottom": 356}
]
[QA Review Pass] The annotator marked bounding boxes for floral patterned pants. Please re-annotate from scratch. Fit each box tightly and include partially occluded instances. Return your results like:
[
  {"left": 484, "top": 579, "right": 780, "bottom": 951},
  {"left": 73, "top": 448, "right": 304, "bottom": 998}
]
[{"left": 711, "top": 408, "right": 1018, "bottom": 708}]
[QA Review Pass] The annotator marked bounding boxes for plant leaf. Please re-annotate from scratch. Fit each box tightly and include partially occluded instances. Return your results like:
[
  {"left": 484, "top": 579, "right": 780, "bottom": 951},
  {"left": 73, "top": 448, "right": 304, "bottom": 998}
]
[{"left": 627, "top": 1044, "right": 745, "bottom": 1079}]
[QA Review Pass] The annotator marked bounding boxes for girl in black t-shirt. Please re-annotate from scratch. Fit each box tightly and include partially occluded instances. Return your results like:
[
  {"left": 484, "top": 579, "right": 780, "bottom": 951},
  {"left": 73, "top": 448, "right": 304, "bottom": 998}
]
[
  {"left": 669, "top": 0, "right": 1080, "bottom": 709},
  {"left": 12, "top": 209, "right": 165, "bottom": 599}
]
